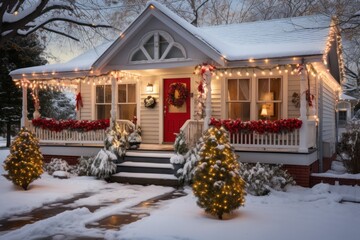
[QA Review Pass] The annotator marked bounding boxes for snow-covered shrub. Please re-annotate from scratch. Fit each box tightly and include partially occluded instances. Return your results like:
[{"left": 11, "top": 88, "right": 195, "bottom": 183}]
[
  {"left": 170, "top": 154, "right": 185, "bottom": 165},
  {"left": 239, "top": 162, "right": 295, "bottom": 196},
  {"left": 337, "top": 124, "right": 360, "bottom": 173},
  {"left": 173, "top": 131, "right": 188, "bottom": 155},
  {"left": 76, "top": 156, "right": 94, "bottom": 176},
  {"left": 104, "top": 122, "right": 127, "bottom": 158},
  {"left": 45, "top": 158, "right": 71, "bottom": 175},
  {"left": 128, "top": 126, "right": 142, "bottom": 149},
  {"left": 170, "top": 131, "right": 189, "bottom": 177},
  {"left": 179, "top": 140, "right": 202, "bottom": 184},
  {"left": 90, "top": 149, "right": 117, "bottom": 179}
]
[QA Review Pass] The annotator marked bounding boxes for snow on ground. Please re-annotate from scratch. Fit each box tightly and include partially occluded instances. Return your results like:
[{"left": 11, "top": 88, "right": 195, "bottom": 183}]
[
  {"left": 113, "top": 186, "right": 360, "bottom": 240},
  {"left": 1, "top": 149, "right": 360, "bottom": 240},
  {"left": 0, "top": 137, "right": 6, "bottom": 148}
]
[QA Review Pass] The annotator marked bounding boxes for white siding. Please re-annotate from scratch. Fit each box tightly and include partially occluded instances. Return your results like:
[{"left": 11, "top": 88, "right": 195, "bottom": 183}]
[
  {"left": 287, "top": 74, "right": 300, "bottom": 118},
  {"left": 79, "top": 82, "right": 92, "bottom": 120},
  {"left": 320, "top": 74, "right": 337, "bottom": 157},
  {"left": 140, "top": 77, "right": 160, "bottom": 144}
]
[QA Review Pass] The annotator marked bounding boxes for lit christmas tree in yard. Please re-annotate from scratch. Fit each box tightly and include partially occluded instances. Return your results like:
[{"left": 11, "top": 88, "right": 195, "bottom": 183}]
[
  {"left": 192, "top": 126, "right": 246, "bottom": 219},
  {"left": 3, "top": 127, "right": 44, "bottom": 190}
]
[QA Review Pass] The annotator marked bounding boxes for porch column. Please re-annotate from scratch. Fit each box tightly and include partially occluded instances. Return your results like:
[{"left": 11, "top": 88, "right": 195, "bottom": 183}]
[
  {"left": 203, "top": 69, "right": 212, "bottom": 130},
  {"left": 21, "top": 82, "right": 28, "bottom": 128},
  {"left": 299, "top": 64, "right": 308, "bottom": 153},
  {"left": 110, "top": 76, "right": 117, "bottom": 128}
]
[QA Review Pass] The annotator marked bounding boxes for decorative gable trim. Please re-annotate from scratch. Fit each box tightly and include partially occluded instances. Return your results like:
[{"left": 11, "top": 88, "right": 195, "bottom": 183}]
[
  {"left": 129, "top": 30, "right": 187, "bottom": 64},
  {"left": 92, "top": 4, "right": 224, "bottom": 72}
]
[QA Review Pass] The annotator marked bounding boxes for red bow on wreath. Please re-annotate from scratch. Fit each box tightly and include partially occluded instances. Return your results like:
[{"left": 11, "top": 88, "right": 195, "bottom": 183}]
[{"left": 76, "top": 92, "right": 83, "bottom": 110}]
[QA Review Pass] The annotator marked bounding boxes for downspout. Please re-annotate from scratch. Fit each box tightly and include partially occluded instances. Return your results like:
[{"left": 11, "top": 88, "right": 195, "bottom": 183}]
[{"left": 318, "top": 76, "right": 324, "bottom": 172}]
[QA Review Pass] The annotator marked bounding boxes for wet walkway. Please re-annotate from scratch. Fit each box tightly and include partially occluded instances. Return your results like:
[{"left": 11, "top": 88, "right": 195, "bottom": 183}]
[{"left": 0, "top": 188, "right": 186, "bottom": 239}]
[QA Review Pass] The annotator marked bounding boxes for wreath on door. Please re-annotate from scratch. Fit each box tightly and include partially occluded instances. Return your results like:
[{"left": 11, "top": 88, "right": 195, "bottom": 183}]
[{"left": 167, "top": 82, "right": 188, "bottom": 107}]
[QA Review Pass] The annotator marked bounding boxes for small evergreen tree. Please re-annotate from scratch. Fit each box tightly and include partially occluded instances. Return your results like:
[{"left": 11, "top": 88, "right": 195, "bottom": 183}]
[
  {"left": 3, "top": 127, "right": 44, "bottom": 190},
  {"left": 192, "top": 126, "right": 246, "bottom": 219}
]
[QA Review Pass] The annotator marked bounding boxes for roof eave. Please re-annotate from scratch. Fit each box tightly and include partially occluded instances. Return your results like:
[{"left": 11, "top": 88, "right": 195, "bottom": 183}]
[{"left": 225, "top": 54, "right": 323, "bottom": 67}]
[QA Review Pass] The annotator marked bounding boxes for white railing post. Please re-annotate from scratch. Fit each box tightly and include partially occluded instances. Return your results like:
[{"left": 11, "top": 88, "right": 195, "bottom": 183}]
[
  {"left": 298, "top": 64, "right": 309, "bottom": 153},
  {"left": 21, "top": 83, "right": 28, "bottom": 128},
  {"left": 203, "top": 69, "right": 212, "bottom": 131},
  {"left": 110, "top": 76, "right": 117, "bottom": 128}
]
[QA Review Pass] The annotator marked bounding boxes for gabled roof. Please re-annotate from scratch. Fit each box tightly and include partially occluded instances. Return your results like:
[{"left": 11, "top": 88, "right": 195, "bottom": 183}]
[
  {"left": 10, "top": 1, "right": 333, "bottom": 78},
  {"left": 199, "top": 15, "right": 331, "bottom": 60}
]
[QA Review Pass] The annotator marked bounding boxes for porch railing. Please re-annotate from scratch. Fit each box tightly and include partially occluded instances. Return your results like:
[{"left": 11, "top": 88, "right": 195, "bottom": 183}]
[
  {"left": 180, "top": 119, "right": 317, "bottom": 152},
  {"left": 28, "top": 119, "right": 134, "bottom": 145},
  {"left": 180, "top": 119, "right": 204, "bottom": 147}
]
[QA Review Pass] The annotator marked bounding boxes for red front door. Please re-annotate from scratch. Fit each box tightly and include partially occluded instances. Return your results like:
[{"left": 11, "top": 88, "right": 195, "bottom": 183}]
[{"left": 163, "top": 78, "right": 191, "bottom": 142}]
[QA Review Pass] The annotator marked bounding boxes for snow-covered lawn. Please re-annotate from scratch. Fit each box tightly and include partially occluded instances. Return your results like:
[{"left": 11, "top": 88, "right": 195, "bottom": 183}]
[
  {"left": 1, "top": 149, "right": 360, "bottom": 240},
  {"left": 0, "top": 137, "right": 6, "bottom": 148}
]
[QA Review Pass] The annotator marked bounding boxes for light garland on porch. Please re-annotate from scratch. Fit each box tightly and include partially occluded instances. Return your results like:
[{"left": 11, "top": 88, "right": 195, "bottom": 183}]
[
  {"left": 213, "top": 64, "right": 319, "bottom": 79},
  {"left": 14, "top": 70, "right": 141, "bottom": 92}
]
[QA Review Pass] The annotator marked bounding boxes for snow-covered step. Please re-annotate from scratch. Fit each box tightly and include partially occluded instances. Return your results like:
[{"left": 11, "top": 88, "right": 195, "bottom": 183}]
[
  {"left": 117, "top": 161, "right": 174, "bottom": 174},
  {"left": 119, "top": 161, "right": 173, "bottom": 169},
  {"left": 111, "top": 172, "right": 179, "bottom": 187},
  {"left": 124, "top": 151, "right": 173, "bottom": 164}
]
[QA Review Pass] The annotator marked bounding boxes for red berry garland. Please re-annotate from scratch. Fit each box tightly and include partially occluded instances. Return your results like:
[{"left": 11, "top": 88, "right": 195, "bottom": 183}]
[{"left": 167, "top": 82, "right": 188, "bottom": 107}]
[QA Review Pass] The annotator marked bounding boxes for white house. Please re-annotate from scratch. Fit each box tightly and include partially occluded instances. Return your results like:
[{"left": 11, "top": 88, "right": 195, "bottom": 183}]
[{"left": 9, "top": 1, "right": 344, "bottom": 187}]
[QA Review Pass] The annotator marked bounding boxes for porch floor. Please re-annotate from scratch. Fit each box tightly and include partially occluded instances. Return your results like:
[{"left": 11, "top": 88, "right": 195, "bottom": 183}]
[{"left": 39, "top": 142, "right": 174, "bottom": 151}]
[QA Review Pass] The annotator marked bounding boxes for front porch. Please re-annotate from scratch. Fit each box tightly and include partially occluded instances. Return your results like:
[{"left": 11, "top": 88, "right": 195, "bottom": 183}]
[{"left": 29, "top": 117, "right": 317, "bottom": 154}]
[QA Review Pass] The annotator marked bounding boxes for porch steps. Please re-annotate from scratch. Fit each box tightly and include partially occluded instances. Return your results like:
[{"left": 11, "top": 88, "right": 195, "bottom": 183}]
[
  {"left": 110, "top": 150, "right": 180, "bottom": 187},
  {"left": 116, "top": 161, "right": 174, "bottom": 174}
]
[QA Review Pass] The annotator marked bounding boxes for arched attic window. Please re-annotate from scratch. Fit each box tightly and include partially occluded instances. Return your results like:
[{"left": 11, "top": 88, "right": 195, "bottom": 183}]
[{"left": 130, "top": 31, "right": 186, "bottom": 63}]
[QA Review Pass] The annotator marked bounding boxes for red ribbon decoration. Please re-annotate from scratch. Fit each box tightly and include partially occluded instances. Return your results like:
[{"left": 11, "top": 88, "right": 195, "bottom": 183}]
[{"left": 76, "top": 92, "right": 83, "bottom": 111}]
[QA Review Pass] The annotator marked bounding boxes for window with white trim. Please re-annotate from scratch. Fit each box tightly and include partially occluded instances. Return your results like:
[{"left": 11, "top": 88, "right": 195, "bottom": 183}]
[
  {"left": 118, "top": 83, "right": 137, "bottom": 120},
  {"left": 227, "top": 78, "right": 251, "bottom": 121},
  {"left": 257, "top": 78, "right": 282, "bottom": 120},
  {"left": 96, "top": 85, "right": 111, "bottom": 120},
  {"left": 95, "top": 84, "right": 137, "bottom": 120},
  {"left": 130, "top": 31, "right": 186, "bottom": 62}
]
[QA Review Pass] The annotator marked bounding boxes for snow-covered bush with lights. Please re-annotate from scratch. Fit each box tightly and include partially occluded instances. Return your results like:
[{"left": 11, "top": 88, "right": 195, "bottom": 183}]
[
  {"left": 104, "top": 122, "right": 127, "bottom": 158},
  {"left": 192, "top": 126, "right": 246, "bottom": 220},
  {"left": 337, "top": 123, "right": 360, "bottom": 173},
  {"left": 170, "top": 131, "right": 189, "bottom": 176},
  {"left": 76, "top": 156, "right": 94, "bottom": 176},
  {"left": 239, "top": 162, "right": 295, "bottom": 196},
  {"left": 90, "top": 149, "right": 117, "bottom": 179},
  {"left": 45, "top": 158, "right": 71, "bottom": 175}
]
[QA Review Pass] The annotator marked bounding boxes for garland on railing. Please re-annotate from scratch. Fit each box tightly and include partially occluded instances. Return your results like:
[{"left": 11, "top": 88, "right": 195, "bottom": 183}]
[
  {"left": 210, "top": 118, "right": 302, "bottom": 134},
  {"left": 32, "top": 118, "right": 110, "bottom": 132}
]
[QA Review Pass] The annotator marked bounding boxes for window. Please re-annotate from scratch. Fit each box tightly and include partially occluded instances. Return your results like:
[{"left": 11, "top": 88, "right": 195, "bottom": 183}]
[
  {"left": 96, "top": 85, "right": 112, "bottom": 119},
  {"left": 96, "top": 84, "right": 137, "bottom": 120},
  {"left": 130, "top": 31, "right": 186, "bottom": 62},
  {"left": 118, "top": 84, "right": 137, "bottom": 120},
  {"left": 227, "top": 79, "right": 250, "bottom": 121},
  {"left": 338, "top": 110, "right": 347, "bottom": 127},
  {"left": 257, "top": 78, "right": 282, "bottom": 120}
]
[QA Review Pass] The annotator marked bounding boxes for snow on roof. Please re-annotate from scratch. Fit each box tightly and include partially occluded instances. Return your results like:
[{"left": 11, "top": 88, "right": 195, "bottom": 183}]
[
  {"left": 10, "top": 1, "right": 332, "bottom": 76},
  {"left": 340, "top": 93, "right": 357, "bottom": 100},
  {"left": 147, "top": 1, "right": 331, "bottom": 60},
  {"left": 10, "top": 41, "right": 114, "bottom": 76},
  {"left": 200, "top": 15, "right": 331, "bottom": 60}
]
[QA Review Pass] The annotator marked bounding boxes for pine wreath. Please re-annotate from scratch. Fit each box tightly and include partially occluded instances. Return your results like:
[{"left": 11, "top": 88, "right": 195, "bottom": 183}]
[
  {"left": 167, "top": 82, "right": 188, "bottom": 107},
  {"left": 144, "top": 96, "right": 156, "bottom": 108}
]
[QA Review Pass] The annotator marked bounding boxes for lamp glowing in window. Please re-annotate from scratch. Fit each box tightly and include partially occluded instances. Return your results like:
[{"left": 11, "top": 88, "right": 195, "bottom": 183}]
[
  {"left": 260, "top": 104, "right": 268, "bottom": 117},
  {"left": 146, "top": 83, "right": 153, "bottom": 92}
]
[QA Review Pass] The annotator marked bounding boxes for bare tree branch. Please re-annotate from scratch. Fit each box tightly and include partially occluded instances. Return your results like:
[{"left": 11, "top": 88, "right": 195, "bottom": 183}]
[{"left": 0, "top": 0, "right": 112, "bottom": 45}]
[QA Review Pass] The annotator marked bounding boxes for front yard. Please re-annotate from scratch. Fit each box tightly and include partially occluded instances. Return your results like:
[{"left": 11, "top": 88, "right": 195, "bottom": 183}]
[{"left": 1, "top": 149, "right": 360, "bottom": 240}]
